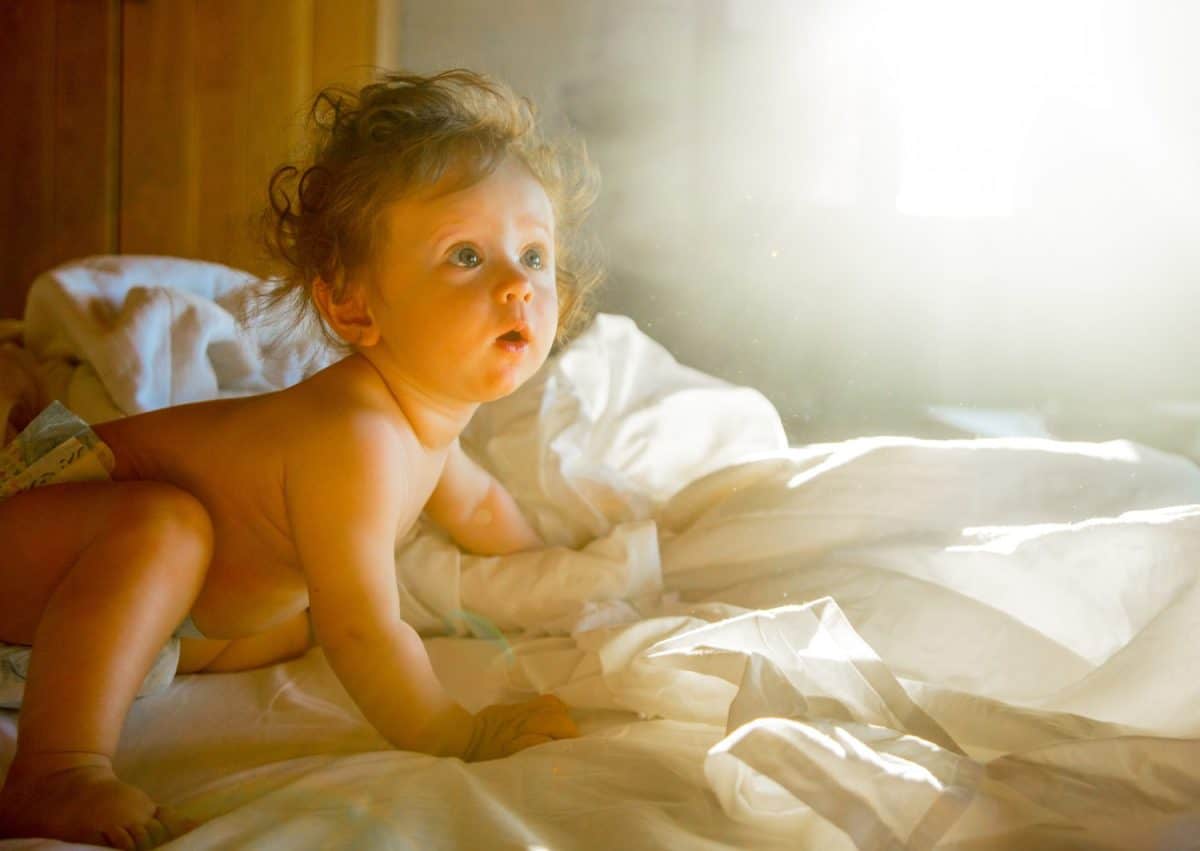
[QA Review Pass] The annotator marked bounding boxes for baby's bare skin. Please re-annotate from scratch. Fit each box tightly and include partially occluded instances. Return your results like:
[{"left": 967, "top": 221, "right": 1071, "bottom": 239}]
[{"left": 96, "top": 355, "right": 448, "bottom": 647}]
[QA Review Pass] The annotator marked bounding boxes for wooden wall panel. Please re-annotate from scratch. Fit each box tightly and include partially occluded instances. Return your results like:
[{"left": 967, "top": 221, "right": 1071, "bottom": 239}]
[
  {"left": 0, "top": 2, "right": 55, "bottom": 319},
  {"left": 313, "top": 0, "right": 380, "bottom": 93},
  {"left": 120, "top": 0, "right": 377, "bottom": 278},
  {"left": 0, "top": 0, "right": 377, "bottom": 319},
  {"left": 192, "top": 0, "right": 314, "bottom": 274},
  {"left": 53, "top": 0, "right": 122, "bottom": 265},
  {"left": 0, "top": 0, "right": 119, "bottom": 319},
  {"left": 119, "top": 1, "right": 199, "bottom": 259}
]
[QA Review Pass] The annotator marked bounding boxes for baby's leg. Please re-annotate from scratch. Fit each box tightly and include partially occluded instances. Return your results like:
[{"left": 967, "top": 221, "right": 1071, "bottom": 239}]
[{"left": 0, "top": 480, "right": 211, "bottom": 849}]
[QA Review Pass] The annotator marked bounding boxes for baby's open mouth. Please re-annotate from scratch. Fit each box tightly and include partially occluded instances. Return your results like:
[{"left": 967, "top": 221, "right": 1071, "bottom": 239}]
[
  {"left": 495, "top": 316, "right": 533, "bottom": 350},
  {"left": 495, "top": 326, "right": 531, "bottom": 352}
]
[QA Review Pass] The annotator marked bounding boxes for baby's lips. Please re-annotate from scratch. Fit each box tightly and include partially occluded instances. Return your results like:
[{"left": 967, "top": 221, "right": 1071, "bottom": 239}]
[{"left": 496, "top": 319, "right": 532, "bottom": 343}]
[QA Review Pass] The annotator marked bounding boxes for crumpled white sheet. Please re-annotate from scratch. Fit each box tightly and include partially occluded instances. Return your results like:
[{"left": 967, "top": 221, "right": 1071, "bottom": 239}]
[
  {"left": 401, "top": 310, "right": 789, "bottom": 636},
  {"left": 458, "top": 369, "right": 1200, "bottom": 847},
  {"left": 21, "top": 255, "right": 337, "bottom": 421},
  {"left": 11, "top": 255, "right": 1200, "bottom": 850}
]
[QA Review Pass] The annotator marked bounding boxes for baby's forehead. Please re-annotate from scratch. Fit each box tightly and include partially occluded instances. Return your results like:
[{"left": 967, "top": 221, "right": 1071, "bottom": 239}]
[{"left": 380, "top": 166, "right": 554, "bottom": 237}]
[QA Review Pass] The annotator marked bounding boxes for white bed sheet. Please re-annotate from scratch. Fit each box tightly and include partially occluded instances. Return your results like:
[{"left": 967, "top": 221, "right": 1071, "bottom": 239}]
[{"left": 4, "top": 256, "right": 1200, "bottom": 850}]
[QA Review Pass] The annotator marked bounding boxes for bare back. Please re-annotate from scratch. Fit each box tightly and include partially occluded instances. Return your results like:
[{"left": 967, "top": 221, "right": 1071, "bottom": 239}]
[{"left": 93, "top": 356, "right": 449, "bottom": 639}]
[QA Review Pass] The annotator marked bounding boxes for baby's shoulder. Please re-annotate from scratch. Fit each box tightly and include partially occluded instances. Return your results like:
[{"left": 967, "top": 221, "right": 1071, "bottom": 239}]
[
  {"left": 273, "top": 385, "right": 416, "bottom": 519},
  {"left": 272, "top": 379, "right": 412, "bottom": 469}
]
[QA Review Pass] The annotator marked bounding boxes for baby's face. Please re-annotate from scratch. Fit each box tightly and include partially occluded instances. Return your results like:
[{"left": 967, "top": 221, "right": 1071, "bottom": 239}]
[{"left": 363, "top": 156, "right": 558, "bottom": 403}]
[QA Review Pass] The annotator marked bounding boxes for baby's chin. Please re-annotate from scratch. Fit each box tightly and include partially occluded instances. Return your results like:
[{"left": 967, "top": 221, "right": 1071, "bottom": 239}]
[
  {"left": 453, "top": 331, "right": 551, "bottom": 397},
  {"left": 470, "top": 373, "right": 534, "bottom": 403},
  {"left": 466, "top": 359, "right": 546, "bottom": 403}
]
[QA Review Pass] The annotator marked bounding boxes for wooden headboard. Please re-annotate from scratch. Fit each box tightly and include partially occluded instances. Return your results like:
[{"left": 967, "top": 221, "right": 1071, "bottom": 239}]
[{"left": 0, "top": 0, "right": 378, "bottom": 319}]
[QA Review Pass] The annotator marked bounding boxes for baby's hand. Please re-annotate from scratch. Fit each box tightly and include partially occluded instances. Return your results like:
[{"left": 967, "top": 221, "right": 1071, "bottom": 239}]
[{"left": 463, "top": 694, "right": 580, "bottom": 762}]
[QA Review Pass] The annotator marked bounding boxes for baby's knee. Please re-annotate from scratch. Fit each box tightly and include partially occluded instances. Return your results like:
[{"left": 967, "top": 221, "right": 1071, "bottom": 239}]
[{"left": 108, "top": 482, "right": 213, "bottom": 567}]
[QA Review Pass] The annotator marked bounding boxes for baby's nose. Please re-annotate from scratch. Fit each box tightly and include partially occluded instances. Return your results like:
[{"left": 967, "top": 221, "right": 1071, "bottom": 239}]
[{"left": 496, "top": 275, "right": 533, "bottom": 304}]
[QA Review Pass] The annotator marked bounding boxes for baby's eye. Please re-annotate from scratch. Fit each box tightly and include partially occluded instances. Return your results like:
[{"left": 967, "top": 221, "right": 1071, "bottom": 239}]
[
  {"left": 449, "top": 245, "right": 482, "bottom": 268},
  {"left": 521, "top": 247, "right": 545, "bottom": 271}
]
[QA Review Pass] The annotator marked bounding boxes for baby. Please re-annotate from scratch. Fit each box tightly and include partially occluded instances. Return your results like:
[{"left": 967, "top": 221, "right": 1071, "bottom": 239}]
[{"left": 0, "top": 69, "right": 602, "bottom": 848}]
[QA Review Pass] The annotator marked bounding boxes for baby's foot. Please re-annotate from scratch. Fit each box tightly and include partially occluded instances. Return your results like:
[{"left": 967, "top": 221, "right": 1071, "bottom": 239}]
[{"left": 0, "top": 752, "right": 196, "bottom": 849}]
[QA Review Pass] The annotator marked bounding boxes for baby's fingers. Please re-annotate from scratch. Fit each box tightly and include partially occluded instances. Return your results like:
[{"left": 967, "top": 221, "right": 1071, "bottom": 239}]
[
  {"left": 505, "top": 733, "right": 553, "bottom": 756},
  {"left": 524, "top": 708, "right": 579, "bottom": 740},
  {"left": 155, "top": 806, "right": 200, "bottom": 839},
  {"left": 530, "top": 694, "right": 568, "bottom": 710}
]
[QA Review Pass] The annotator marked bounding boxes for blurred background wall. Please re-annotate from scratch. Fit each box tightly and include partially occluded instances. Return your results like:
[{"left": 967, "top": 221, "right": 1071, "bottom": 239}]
[
  {"left": 3, "top": 1, "right": 1196, "bottom": 453},
  {"left": 383, "top": 0, "right": 1200, "bottom": 451}
]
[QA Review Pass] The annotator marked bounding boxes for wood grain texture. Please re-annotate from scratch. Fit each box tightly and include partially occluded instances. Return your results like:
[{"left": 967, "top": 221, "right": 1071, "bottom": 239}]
[
  {"left": 53, "top": 0, "right": 121, "bottom": 265},
  {"left": 314, "top": 0, "right": 379, "bottom": 92},
  {"left": 0, "top": 0, "right": 119, "bottom": 319},
  {"left": 0, "top": 0, "right": 378, "bottom": 318},
  {"left": 120, "top": 0, "right": 378, "bottom": 278},
  {"left": 119, "top": 0, "right": 199, "bottom": 258},
  {"left": 192, "top": 0, "right": 314, "bottom": 275}
]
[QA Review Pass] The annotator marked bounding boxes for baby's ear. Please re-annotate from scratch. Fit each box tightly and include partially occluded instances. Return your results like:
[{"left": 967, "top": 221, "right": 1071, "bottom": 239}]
[{"left": 312, "top": 278, "right": 381, "bottom": 347}]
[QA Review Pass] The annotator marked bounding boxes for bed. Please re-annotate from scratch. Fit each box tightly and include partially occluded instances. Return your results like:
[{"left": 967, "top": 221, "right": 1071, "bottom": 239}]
[{"left": 3, "top": 256, "right": 1200, "bottom": 850}]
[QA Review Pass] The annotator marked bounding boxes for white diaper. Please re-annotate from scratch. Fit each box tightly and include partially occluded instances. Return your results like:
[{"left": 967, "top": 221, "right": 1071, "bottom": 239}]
[{"left": 0, "top": 401, "right": 115, "bottom": 499}]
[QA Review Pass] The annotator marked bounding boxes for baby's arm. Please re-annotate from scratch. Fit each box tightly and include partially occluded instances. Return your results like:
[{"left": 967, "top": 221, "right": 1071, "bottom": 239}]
[
  {"left": 287, "top": 416, "right": 463, "bottom": 754},
  {"left": 424, "top": 439, "right": 542, "bottom": 555}
]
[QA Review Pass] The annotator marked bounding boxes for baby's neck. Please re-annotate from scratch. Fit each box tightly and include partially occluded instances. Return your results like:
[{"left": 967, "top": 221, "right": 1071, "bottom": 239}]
[
  {"left": 351, "top": 353, "right": 477, "bottom": 450},
  {"left": 398, "top": 402, "right": 475, "bottom": 451}
]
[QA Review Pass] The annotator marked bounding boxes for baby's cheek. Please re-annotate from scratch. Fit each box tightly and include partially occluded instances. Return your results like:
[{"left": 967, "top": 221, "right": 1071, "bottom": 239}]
[
  {"left": 541, "top": 314, "right": 559, "bottom": 355},
  {"left": 540, "top": 299, "right": 559, "bottom": 333}
]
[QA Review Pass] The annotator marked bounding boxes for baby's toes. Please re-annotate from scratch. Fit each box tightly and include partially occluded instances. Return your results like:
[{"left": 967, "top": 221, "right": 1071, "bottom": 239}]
[
  {"left": 139, "top": 817, "right": 169, "bottom": 847},
  {"left": 125, "top": 822, "right": 154, "bottom": 851},
  {"left": 155, "top": 805, "right": 201, "bottom": 839},
  {"left": 527, "top": 709, "right": 580, "bottom": 739},
  {"left": 98, "top": 823, "right": 136, "bottom": 851},
  {"left": 506, "top": 732, "right": 553, "bottom": 755},
  {"left": 127, "top": 818, "right": 173, "bottom": 850},
  {"left": 108, "top": 811, "right": 182, "bottom": 851}
]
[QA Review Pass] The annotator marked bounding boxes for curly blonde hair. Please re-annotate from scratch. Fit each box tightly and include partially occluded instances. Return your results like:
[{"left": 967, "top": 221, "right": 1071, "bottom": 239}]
[{"left": 263, "top": 69, "right": 603, "bottom": 348}]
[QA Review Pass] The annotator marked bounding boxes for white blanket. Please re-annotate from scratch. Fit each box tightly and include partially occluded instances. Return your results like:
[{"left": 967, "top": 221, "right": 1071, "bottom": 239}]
[
  {"left": 7, "top": 256, "right": 1200, "bottom": 850},
  {"left": 21, "top": 255, "right": 337, "bottom": 421}
]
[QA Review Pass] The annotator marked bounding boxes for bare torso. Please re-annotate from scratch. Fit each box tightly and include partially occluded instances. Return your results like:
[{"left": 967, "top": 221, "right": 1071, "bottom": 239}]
[{"left": 93, "top": 357, "right": 449, "bottom": 639}]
